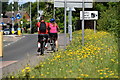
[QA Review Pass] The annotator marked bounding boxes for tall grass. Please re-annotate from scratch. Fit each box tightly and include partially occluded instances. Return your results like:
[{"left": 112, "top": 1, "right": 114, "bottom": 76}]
[{"left": 8, "top": 29, "right": 119, "bottom": 79}]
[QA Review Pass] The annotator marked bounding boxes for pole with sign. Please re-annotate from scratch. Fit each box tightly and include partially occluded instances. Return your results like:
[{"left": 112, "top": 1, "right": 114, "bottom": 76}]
[
  {"left": 67, "top": 7, "right": 75, "bottom": 42},
  {"left": 64, "top": 0, "right": 67, "bottom": 49},
  {"left": 80, "top": 11, "right": 98, "bottom": 33},
  {"left": 82, "top": 0, "right": 85, "bottom": 46}
]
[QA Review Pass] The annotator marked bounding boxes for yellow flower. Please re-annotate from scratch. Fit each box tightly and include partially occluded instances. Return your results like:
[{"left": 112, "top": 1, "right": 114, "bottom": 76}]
[
  {"left": 69, "top": 70, "right": 72, "bottom": 73},
  {"left": 110, "top": 73, "right": 114, "bottom": 75},
  {"left": 11, "top": 76, "right": 14, "bottom": 78},
  {"left": 41, "top": 74, "right": 44, "bottom": 76},
  {"left": 47, "top": 72, "right": 49, "bottom": 74},
  {"left": 105, "top": 76, "right": 108, "bottom": 78},
  {"left": 31, "top": 76, "right": 35, "bottom": 78},
  {"left": 41, "top": 65, "right": 44, "bottom": 67},
  {"left": 22, "top": 69, "right": 25, "bottom": 73},
  {"left": 100, "top": 73, "right": 103, "bottom": 75},
  {"left": 25, "top": 67, "right": 30, "bottom": 70},
  {"left": 104, "top": 73, "right": 107, "bottom": 75},
  {"left": 100, "top": 77, "right": 103, "bottom": 79}
]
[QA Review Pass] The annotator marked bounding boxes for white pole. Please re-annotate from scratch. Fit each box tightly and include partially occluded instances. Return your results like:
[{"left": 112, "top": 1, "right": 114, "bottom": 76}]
[
  {"left": 69, "top": 8, "right": 72, "bottom": 41},
  {"left": 82, "top": 0, "right": 85, "bottom": 46},
  {"left": 53, "top": 1, "right": 55, "bottom": 19},
  {"left": 12, "top": 1, "right": 15, "bottom": 34},
  {"left": 64, "top": 0, "right": 67, "bottom": 49},
  {"left": 94, "top": 20, "right": 96, "bottom": 33}
]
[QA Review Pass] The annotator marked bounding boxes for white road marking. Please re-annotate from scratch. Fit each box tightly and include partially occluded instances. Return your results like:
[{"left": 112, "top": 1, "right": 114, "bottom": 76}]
[{"left": 3, "top": 36, "right": 25, "bottom": 47}]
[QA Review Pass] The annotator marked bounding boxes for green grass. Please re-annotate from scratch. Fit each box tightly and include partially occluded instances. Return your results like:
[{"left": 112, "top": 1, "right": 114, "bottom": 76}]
[{"left": 6, "top": 29, "right": 118, "bottom": 79}]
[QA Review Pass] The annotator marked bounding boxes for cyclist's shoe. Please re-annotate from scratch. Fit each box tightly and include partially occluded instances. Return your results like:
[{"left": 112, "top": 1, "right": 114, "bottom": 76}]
[
  {"left": 37, "top": 48, "right": 41, "bottom": 52},
  {"left": 45, "top": 44, "right": 48, "bottom": 49}
]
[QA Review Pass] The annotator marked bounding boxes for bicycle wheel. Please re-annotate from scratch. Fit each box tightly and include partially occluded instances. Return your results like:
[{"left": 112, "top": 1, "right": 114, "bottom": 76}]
[
  {"left": 41, "top": 41, "right": 45, "bottom": 55},
  {"left": 51, "top": 40, "right": 56, "bottom": 52}
]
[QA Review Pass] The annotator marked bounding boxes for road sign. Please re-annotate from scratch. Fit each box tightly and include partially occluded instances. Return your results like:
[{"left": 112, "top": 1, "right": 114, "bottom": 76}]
[
  {"left": 80, "top": 11, "right": 98, "bottom": 20},
  {"left": 16, "top": 13, "right": 21, "bottom": 19},
  {"left": 11, "top": 17, "right": 16, "bottom": 21},
  {"left": 54, "top": 0, "right": 93, "bottom": 8}
]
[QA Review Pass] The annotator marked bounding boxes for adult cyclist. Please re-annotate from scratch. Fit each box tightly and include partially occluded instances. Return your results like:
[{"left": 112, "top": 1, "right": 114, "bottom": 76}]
[
  {"left": 48, "top": 18, "right": 59, "bottom": 51},
  {"left": 36, "top": 16, "right": 49, "bottom": 55}
]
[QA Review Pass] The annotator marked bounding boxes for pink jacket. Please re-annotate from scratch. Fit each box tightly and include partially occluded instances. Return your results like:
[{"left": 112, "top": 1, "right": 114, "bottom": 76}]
[{"left": 49, "top": 23, "right": 58, "bottom": 33}]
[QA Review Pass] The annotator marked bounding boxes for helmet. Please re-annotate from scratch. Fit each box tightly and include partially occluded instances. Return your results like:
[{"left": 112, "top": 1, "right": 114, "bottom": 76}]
[{"left": 50, "top": 18, "right": 55, "bottom": 23}]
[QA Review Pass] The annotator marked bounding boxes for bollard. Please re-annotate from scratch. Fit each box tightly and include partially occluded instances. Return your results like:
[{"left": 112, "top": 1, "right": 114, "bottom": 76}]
[
  {"left": 17, "top": 27, "right": 21, "bottom": 36},
  {"left": 0, "top": 32, "right": 3, "bottom": 57}
]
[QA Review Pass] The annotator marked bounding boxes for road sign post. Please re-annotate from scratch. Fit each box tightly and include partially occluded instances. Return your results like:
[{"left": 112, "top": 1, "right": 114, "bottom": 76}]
[
  {"left": 80, "top": 11, "right": 98, "bottom": 33},
  {"left": 64, "top": 0, "right": 67, "bottom": 49},
  {"left": 54, "top": 0, "right": 93, "bottom": 47},
  {"left": 0, "top": 32, "right": 3, "bottom": 57},
  {"left": 82, "top": 0, "right": 85, "bottom": 46}
]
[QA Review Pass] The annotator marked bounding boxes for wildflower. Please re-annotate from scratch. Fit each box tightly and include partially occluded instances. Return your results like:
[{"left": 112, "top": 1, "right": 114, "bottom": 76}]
[
  {"left": 25, "top": 67, "right": 30, "bottom": 70},
  {"left": 100, "top": 77, "right": 103, "bottom": 79},
  {"left": 31, "top": 76, "right": 35, "bottom": 78},
  {"left": 46, "top": 72, "right": 49, "bottom": 74},
  {"left": 105, "top": 76, "right": 108, "bottom": 78},
  {"left": 11, "top": 76, "right": 14, "bottom": 78},
  {"left": 100, "top": 73, "right": 103, "bottom": 75},
  {"left": 41, "top": 74, "right": 44, "bottom": 76},
  {"left": 22, "top": 69, "right": 25, "bottom": 73}
]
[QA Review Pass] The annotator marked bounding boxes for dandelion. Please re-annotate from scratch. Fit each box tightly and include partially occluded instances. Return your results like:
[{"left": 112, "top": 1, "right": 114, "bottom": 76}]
[
  {"left": 31, "top": 76, "right": 35, "bottom": 78},
  {"left": 105, "top": 76, "right": 108, "bottom": 78},
  {"left": 22, "top": 69, "right": 25, "bottom": 73},
  {"left": 100, "top": 73, "right": 103, "bottom": 75},
  {"left": 100, "top": 77, "right": 103, "bottom": 79},
  {"left": 41, "top": 74, "right": 44, "bottom": 76},
  {"left": 46, "top": 72, "right": 49, "bottom": 74},
  {"left": 11, "top": 76, "right": 14, "bottom": 78}
]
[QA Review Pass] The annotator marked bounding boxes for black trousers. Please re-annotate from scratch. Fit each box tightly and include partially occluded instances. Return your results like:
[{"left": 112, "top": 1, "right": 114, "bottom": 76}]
[{"left": 38, "top": 34, "right": 49, "bottom": 43}]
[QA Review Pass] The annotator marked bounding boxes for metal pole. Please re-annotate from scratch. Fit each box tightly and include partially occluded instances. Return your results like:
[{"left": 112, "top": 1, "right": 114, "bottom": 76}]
[
  {"left": 30, "top": 2, "right": 32, "bottom": 33},
  {"left": 82, "top": 0, "right": 85, "bottom": 46},
  {"left": 37, "top": 0, "right": 39, "bottom": 22},
  {"left": 53, "top": 1, "right": 55, "bottom": 19},
  {"left": 68, "top": 8, "right": 70, "bottom": 34},
  {"left": 12, "top": 1, "right": 15, "bottom": 34},
  {"left": 69, "top": 7, "right": 72, "bottom": 41},
  {"left": 22, "top": 3, "right": 23, "bottom": 34},
  {"left": 64, "top": 0, "right": 67, "bottom": 49},
  {"left": 94, "top": 20, "right": 96, "bottom": 33}
]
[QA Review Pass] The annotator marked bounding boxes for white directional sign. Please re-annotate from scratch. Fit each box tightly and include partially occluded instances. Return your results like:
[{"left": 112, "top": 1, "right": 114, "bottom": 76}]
[
  {"left": 80, "top": 11, "right": 98, "bottom": 20},
  {"left": 54, "top": 0, "right": 93, "bottom": 8}
]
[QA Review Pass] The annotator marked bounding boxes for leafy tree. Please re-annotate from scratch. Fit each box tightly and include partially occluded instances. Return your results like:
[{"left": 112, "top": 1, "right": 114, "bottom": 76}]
[{"left": 97, "top": 2, "right": 119, "bottom": 36}]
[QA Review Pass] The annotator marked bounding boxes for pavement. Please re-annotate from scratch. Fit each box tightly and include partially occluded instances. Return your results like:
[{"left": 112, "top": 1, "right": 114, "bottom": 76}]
[{"left": 1, "top": 33, "right": 70, "bottom": 77}]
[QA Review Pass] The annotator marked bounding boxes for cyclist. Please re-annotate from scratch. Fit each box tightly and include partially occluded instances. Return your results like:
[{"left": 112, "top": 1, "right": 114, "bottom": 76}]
[
  {"left": 48, "top": 18, "right": 59, "bottom": 51},
  {"left": 36, "top": 16, "right": 49, "bottom": 55}
]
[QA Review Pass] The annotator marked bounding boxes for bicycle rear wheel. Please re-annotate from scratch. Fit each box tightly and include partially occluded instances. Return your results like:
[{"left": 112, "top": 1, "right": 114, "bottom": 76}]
[
  {"left": 51, "top": 40, "right": 56, "bottom": 52},
  {"left": 41, "top": 42, "right": 45, "bottom": 55}
]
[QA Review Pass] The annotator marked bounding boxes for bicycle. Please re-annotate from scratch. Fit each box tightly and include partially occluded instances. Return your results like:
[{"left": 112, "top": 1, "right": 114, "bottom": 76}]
[
  {"left": 38, "top": 34, "right": 47, "bottom": 55},
  {"left": 50, "top": 35, "right": 56, "bottom": 52}
]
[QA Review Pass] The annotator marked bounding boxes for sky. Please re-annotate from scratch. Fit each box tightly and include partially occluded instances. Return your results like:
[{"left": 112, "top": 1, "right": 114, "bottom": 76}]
[{"left": 8, "top": 0, "right": 37, "bottom": 5}]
